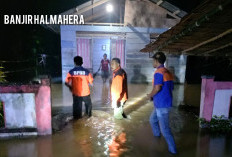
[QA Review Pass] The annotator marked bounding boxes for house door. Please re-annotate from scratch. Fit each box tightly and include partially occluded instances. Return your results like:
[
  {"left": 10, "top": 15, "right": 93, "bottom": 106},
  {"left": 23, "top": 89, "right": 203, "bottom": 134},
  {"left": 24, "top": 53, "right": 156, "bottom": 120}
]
[{"left": 92, "top": 38, "right": 111, "bottom": 73}]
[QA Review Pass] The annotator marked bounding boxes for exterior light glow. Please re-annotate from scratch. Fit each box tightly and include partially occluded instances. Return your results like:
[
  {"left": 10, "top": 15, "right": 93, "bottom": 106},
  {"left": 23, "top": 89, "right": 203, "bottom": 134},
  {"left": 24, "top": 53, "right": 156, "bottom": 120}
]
[{"left": 106, "top": 4, "right": 113, "bottom": 12}]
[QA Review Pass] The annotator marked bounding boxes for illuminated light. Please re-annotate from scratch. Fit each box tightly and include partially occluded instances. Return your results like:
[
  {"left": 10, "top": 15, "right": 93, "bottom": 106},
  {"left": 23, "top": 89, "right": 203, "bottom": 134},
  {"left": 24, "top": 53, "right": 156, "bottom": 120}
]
[{"left": 106, "top": 4, "right": 113, "bottom": 12}]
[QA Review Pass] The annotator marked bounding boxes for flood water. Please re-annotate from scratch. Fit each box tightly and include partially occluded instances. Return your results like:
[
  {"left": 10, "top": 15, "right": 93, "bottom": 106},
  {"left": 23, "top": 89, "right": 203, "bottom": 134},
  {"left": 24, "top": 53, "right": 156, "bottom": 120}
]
[{"left": 0, "top": 77, "right": 232, "bottom": 157}]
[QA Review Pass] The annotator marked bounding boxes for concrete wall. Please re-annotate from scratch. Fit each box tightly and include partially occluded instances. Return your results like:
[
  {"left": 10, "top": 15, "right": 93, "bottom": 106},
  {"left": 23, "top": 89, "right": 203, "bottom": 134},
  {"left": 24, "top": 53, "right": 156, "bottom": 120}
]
[
  {"left": 0, "top": 78, "right": 52, "bottom": 135},
  {"left": 200, "top": 76, "right": 232, "bottom": 121},
  {"left": 0, "top": 93, "right": 36, "bottom": 128},
  {"left": 212, "top": 89, "right": 232, "bottom": 118},
  {"left": 125, "top": 32, "right": 153, "bottom": 83}
]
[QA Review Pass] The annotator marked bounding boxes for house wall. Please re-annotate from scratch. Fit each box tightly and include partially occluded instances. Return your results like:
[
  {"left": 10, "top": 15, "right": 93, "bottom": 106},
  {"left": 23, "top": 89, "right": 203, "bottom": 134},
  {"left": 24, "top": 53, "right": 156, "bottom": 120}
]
[
  {"left": 124, "top": 0, "right": 180, "bottom": 28},
  {"left": 61, "top": 25, "right": 187, "bottom": 83},
  {"left": 126, "top": 32, "right": 153, "bottom": 83},
  {"left": 60, "top": 25, "right": 168, "bottom": 83}
]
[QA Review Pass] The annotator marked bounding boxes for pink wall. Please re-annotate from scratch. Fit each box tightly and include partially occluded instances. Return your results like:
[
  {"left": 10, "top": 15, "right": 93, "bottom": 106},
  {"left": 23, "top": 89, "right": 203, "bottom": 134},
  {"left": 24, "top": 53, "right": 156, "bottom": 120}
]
[
  {"left": 35, "top": 79, "right": 52, "bottom": 135},
  {"left": 0, "top": 78, "right": 52, "bottom": 135},
  {"left": 200, "top": 76, "right": 232, "bottom": 121}
]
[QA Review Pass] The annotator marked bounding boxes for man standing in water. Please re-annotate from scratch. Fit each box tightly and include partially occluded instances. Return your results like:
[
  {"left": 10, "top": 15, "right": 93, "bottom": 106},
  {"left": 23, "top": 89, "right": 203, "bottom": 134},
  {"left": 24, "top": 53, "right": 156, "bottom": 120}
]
[
  {"left": 147, "top": 52, "right": 177, "bottom": 154},
  {"left": 100, "top": 53, "right": 110, "bottom": 83},
  {"left": 65, "top": 56, "right": 94, "bottom": 119},
  {"left": 110, "top": 58, "right": 128, "bottom": 119}
]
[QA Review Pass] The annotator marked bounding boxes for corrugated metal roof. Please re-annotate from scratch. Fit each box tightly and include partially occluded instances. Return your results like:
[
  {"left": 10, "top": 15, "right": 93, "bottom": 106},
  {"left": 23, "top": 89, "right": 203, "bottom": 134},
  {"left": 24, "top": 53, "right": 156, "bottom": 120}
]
[
  {"left": 140, "top": 0, "right": 232, "bottom": 57},
  {"left": 161, "top": 1, "right": 180, "bottom": 12},
  {"left": 176, "top": 10, "right": 187, "bottom": 17}
]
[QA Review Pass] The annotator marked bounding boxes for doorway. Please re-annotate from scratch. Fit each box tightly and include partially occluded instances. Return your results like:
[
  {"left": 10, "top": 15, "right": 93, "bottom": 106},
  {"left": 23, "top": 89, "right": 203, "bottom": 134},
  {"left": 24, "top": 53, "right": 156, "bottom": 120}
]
[
  {"left": 92, "top": 38, "right": 111, "bottom": 73},
  {"left": 76, "top": 34, "right": 125, "bottom": 72}
]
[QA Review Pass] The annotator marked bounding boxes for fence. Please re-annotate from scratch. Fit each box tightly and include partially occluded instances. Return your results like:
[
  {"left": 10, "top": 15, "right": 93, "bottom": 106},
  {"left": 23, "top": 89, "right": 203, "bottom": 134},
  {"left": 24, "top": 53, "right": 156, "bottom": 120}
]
[{"left": 0, "top": 54, "right": 60, "bottom": 82}]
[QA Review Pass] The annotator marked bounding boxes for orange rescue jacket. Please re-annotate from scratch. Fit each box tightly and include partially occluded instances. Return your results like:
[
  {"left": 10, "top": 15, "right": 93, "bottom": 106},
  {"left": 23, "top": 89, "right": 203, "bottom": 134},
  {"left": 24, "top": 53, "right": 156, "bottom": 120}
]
[
  {"left": 111, "top": 67, "right": 128, "bottom": 103},
  {"left": 65, "top": 66, "right": 93, "bottom": 97}
]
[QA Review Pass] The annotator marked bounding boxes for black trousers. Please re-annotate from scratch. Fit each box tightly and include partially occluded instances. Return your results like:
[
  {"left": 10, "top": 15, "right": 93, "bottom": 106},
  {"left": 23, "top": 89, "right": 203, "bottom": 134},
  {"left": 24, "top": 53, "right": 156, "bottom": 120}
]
[
  {"left": 101, "top": 70, "right": 109, "bottom": 79},
  {"left": 73, "top": 95, "right": 92, "bottom": 119}
]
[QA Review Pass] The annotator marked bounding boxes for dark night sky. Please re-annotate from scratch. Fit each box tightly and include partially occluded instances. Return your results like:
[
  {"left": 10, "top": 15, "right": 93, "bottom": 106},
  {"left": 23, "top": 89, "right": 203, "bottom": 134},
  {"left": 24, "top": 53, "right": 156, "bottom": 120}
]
[
  {"left": 1, "top": 0, "right": 91, "bottom": 58},
  {"left": 165, "top": 0, "right": 203, "bottom": 12},
  {"left": 2, "top": 0, "right": 202, "bottom": 17},
  {"left": 0, "top": 0, "right": 92, "bottom": 81},
  {"left": 0, "top": 0, "right": 203, "bottom": 81},
  {"left": 2, "top": 0, "right": 87, "bottom": 14}
]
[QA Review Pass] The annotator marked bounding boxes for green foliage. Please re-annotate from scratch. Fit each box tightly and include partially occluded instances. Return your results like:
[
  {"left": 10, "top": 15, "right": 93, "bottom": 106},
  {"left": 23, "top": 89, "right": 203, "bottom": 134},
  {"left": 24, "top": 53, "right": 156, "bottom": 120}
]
[
  {"left": 0, "top": 102, "right": 4, "bottom": 128},
  {"left": 199, "top": 115, "right": 232, "bottom": 133},
  {"left": 0, "top": 66, "right": 7, "bottom": 83},
  {"left": 0, "top": 66, "right": 6, "bottom": 127}
]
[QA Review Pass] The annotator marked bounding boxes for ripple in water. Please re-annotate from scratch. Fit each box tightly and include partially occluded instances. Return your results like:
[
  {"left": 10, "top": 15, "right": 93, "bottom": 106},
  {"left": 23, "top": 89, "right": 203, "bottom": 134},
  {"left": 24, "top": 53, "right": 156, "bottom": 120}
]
[{"left": 84, "top": 111, "right": 129, "bottom": 157}]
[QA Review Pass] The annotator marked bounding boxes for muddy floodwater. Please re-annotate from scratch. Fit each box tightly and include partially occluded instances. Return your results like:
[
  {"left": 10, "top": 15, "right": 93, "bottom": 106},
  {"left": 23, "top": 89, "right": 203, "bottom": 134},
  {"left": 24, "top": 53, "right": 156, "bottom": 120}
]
[{"left": 0, "top": 77, "right": 232, "bottom": 157}]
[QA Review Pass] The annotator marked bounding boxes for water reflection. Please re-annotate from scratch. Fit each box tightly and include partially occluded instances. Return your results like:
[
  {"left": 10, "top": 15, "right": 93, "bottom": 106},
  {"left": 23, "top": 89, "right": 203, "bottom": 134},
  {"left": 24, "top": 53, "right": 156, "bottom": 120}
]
[
  {"left": 84, "top": 111, "right": 128, "bottom": 156},
  {"left": 108, "top": 132, "right": 127, "bottom": 157},
  {"left": 1, "top": 109, "right": 232, "bottom": 157},
  {"left": 196, "top": 133, "right": 232, "bottom": 157},
  {"left": 0, "top": 137, "right": 53, "bottom": 157},
  {"left": 73, "top": 120, "right": 93, "bottom": 157}
]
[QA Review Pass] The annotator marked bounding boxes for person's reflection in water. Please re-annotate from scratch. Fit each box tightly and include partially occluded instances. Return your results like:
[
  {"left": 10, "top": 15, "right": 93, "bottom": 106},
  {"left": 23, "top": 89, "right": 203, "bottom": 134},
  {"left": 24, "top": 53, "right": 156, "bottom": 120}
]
[
  {"left": 101, "top": 83, "right": 110, "bottom": 105},
  {"left": 108, "top": 132, "right": 127, "bottom": 157},
  {"left": 73, "top": 120, "right": 93, "bottom": 157},
  {"left": 130, "top": 65, "right": 148, "bottom": 84}
]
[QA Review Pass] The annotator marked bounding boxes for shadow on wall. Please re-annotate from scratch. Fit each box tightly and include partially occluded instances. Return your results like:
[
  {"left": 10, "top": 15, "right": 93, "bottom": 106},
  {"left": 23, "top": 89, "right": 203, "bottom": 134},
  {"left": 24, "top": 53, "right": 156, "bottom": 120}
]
[
  {"left": 130, "top": 65, "right": 148, "bottom": 84},
  {"left": 127, "top": 24, "right": 150, "bottom": 43},
  {"left": 168, "top": 66, "right": 180, "bottom": 84}
]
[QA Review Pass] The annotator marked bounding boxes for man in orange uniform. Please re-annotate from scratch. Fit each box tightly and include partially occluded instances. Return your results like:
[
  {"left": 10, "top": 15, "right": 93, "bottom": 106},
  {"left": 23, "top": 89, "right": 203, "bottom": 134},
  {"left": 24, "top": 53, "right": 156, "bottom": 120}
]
[
  {"left": 110, "top": 58, "right": 128, "bottom": 119},
  {"left": 65, "top": 56, "right": 94, "bottom": 119}
]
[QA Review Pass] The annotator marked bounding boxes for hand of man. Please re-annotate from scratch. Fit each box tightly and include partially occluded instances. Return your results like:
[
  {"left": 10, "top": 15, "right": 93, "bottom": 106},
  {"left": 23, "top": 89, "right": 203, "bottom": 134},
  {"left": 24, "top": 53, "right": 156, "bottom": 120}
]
[
  {"left": 89, "top": 84, "right": 94, "bottom": 88},
  {"left": 147, "top": 94, "right": 152, "bottom": 99},
  {"left": 117, "top": 102, "right": 121, "bottom": 108},
  {"left": 68, "top": 86, "right": 72, "bottom": 92},
  {"left": 147, "top": 94, "right": 153, "bottom": 101},
  {"left": 65, "top": 82, "right": 72, "bottom": 92}
]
